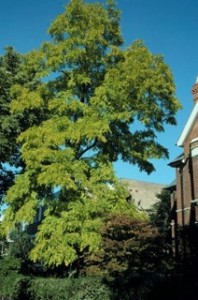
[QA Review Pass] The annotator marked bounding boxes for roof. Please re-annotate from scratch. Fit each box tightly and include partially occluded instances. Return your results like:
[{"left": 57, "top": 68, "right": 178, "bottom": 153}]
[
  {"left": 165, "top": 179, "right": 176, "bottom": 190},
  {"left": 120, "top": 178, "right": 165, "bottom": 210},
  {"left": 168, "top": 153, "right": 184, "bottom": 168},
  {"left": 177, "top": 101, "right": 198, "bottom": 147}
]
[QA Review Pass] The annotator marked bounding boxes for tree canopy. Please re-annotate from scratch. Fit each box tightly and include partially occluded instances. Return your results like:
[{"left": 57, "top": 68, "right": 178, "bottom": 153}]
[
  {"left": 0, "top": 47, "right": 47, "bottom": 204},
  {"left": 0, "top": 47, "right": 22, "bottom": 202},
  {"left": 2, "top": 0, "right": 181, "bottom": 267}
]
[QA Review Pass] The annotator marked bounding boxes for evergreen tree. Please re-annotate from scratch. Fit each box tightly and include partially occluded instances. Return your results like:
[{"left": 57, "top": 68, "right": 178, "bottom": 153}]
[{"left": 150, "top": 189, "right": 171, "bottom": 234}]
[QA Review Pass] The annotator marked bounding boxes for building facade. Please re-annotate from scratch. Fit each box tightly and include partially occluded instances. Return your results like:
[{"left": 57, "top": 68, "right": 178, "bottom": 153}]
[{"left": 169, "top": 79, "right": 198, "bottom": 256}]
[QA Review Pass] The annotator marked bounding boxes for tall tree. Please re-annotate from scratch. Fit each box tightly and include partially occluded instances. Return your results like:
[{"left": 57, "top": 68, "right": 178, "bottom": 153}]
[{"left": 3, "top": 0, "right": 181, "bottom": 267}]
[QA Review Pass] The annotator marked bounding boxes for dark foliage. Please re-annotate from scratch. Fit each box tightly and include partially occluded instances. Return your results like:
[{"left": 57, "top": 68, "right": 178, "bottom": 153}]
[
  {"left": 28, "top": 277, "right": 110, "bottom": 300},
  {"left": 150, "top": 189, "right": 171, "bottom": 233},
  {"left": 0, "top": 255, "right": 29, "bottom": 300},
  {"left": 9, "top": 229, "right": 33, "bottom": 262},
  {"left": 0, "top": 47, "right": 48, "bottom": 204},
  {"left": 83, "top": 213, "right": 172, "bottom": 299}
]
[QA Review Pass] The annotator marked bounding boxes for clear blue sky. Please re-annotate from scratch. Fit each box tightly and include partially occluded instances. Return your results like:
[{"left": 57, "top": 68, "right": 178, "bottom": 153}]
[{"left": 1, "top": 0, "right": 198, "bottom": 184}]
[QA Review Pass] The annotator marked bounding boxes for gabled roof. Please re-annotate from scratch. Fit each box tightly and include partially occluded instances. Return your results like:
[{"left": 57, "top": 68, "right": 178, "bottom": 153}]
[{"left": 177, "top": 101, "right": 198, "bottom": 147}]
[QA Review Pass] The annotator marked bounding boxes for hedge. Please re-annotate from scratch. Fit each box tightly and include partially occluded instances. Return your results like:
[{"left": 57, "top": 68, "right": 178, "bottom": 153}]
[
  {"left": 28, "top": 276, "right": 110, "bottom": 300},
  {"left": 0, "top": 275, "right": 111, "bottom": 300},
  {"left": 0, "top": 272, "right": 29, "bottom": 300}
]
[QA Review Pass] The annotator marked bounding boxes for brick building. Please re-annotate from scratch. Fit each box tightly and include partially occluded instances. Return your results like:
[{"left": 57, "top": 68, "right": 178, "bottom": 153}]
[{"left": 169, "top": 79, "right": 198, "bottom": 256}]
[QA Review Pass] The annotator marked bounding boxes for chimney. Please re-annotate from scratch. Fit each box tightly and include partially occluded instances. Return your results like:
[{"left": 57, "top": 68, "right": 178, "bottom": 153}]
[{"left": 192, "top": 77, "right": 198, "bottom": 104}]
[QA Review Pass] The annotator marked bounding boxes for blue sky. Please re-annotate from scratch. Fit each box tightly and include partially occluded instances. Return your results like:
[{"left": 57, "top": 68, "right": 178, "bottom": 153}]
[{"left": 0, "top": 0, "right": 198, "bottom": 185}]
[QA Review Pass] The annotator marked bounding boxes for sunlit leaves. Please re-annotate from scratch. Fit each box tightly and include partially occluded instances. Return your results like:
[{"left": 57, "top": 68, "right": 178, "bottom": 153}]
[
  {"left": 2, "top": 0, "right": 181, "bottom": 267},
  {"left": 10, "top": 86, "right": 44, "bottom": 113},
  {"left": 30, "top": 185, "right": 143, "bottom": 267}
]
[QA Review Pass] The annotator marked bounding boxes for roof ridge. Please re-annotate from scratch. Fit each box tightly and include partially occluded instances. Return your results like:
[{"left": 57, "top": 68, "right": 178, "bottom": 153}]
[{"left": 119, "top": 178, "right": 165, "bottom": 186}]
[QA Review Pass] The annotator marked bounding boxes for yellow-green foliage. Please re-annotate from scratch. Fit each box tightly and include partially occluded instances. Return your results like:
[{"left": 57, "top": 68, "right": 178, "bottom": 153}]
[
  {"left": 30, "top": 182, "right": 145, "bottom": 267},
  {"left": 3, "top": 0, "right": 180, "bottom": 267}
]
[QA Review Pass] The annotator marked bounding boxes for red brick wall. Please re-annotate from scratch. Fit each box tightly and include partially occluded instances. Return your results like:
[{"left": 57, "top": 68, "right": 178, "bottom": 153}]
[
  {"left": 192, "top": 155, "right": 198, "bottom": 200},
  {"left": 176, "top": 168, "right": 182, "bottom": 225},
  {"left": 175, "top": 164, "right": 191, "bottom": 226},
  {"left": 171, "top": 83, "right": 198, "bottom": 255},
  {"left": 175, "top": 119, "right": 198, "bottom": 226}
]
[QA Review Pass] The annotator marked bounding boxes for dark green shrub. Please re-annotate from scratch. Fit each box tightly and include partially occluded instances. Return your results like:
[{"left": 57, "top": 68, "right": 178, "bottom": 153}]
[
  {"left": 0, "top": 255, "right": 21, "bottom": 276},
  {"left": 0, "top": 255, "right": 29, "bottom": 299},
  {"left": 9, "top": 229, "right": 33, "bottom": 261},
  {"left": 150, "top": 189, "right": 171, "bottom": 234},
  {"left": 28, "top": 276, "right": 110, "bottom": 300},
  {"left": 0, "top": 272, "right": 29, "bottom": 300}
]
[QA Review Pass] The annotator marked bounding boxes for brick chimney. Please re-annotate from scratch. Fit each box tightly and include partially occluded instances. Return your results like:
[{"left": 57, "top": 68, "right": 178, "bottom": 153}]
[{"left": 192, "top": 77, "right": 198, "bottom": 104}]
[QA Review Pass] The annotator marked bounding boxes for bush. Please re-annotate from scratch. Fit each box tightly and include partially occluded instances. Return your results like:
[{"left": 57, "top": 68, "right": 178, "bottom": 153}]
[
  {"left": 0, "top": 256, "right": 29, "bottom": 299},
  {"left": 9, "top": 229, "right": 33, "bottom": 262},
  {"left": 0, "top": 272, "right": 29, "bottom": 300},
  {"left": 0, "top": 255, "right": 110, "bottom": 299},
  {"left": 0, "top": 256, "right": 21, "bottom": 276},
  {"left": 84, "top": 213, "right": 169, "bottom": 275},
  {"left": 28, "top": 276, "right": 111, "bottom": 300},
  {"left": 83, "top": 213, "right": 173, "bottom": 299}
]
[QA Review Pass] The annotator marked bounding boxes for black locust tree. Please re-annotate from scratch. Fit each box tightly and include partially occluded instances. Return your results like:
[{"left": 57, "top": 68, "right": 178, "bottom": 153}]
[{"left": 3, "top": 0, "right": 181, "bottom": 267}]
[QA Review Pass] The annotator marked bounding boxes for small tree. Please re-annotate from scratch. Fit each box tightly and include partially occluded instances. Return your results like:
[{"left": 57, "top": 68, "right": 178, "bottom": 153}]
[
  {"left": 8, "top": 230, "right": 33, "bottom": 262},
  {"left": 150, "top": 189, "right": 171, "bottom": 234},
  {"left": 84, "top": 213, "right": 167, "bottom": 275},
  {"left": 83, "top": 212, "right": 172, "bottom": 299}
]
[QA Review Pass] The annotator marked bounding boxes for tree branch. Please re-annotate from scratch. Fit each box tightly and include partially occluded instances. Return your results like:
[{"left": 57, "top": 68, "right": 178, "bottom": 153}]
[{"left": 77, "top": 139, "right": 98, "bottom": 159}]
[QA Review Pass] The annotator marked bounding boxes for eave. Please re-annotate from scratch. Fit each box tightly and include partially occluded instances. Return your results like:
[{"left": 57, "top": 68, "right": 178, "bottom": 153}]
[
  {"left": 165, "top": 179, "right": 176, "bottom": 191},
  {"left": 168, "top": 153, "right": 184, "bottom": 168}
]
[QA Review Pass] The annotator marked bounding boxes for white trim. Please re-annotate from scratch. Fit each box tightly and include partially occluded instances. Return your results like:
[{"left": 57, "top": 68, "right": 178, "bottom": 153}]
[
  {"left": 191, "top": 147, "right": 198, "bottom": 157},
  {"left": 191, "top": 137, "right": 198, "bottom": 143},
  {"left": 183, "top": 207, "right": 191, "bottom": 211},
  {"left": 176, "top": 207, "right": 191, "bottom": 212},
  {"left": 191, "top": 199, "right": 198, "bottom": 204},
  {"left": 177, "top": 101, "right": 198, "bottom": 147}
]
